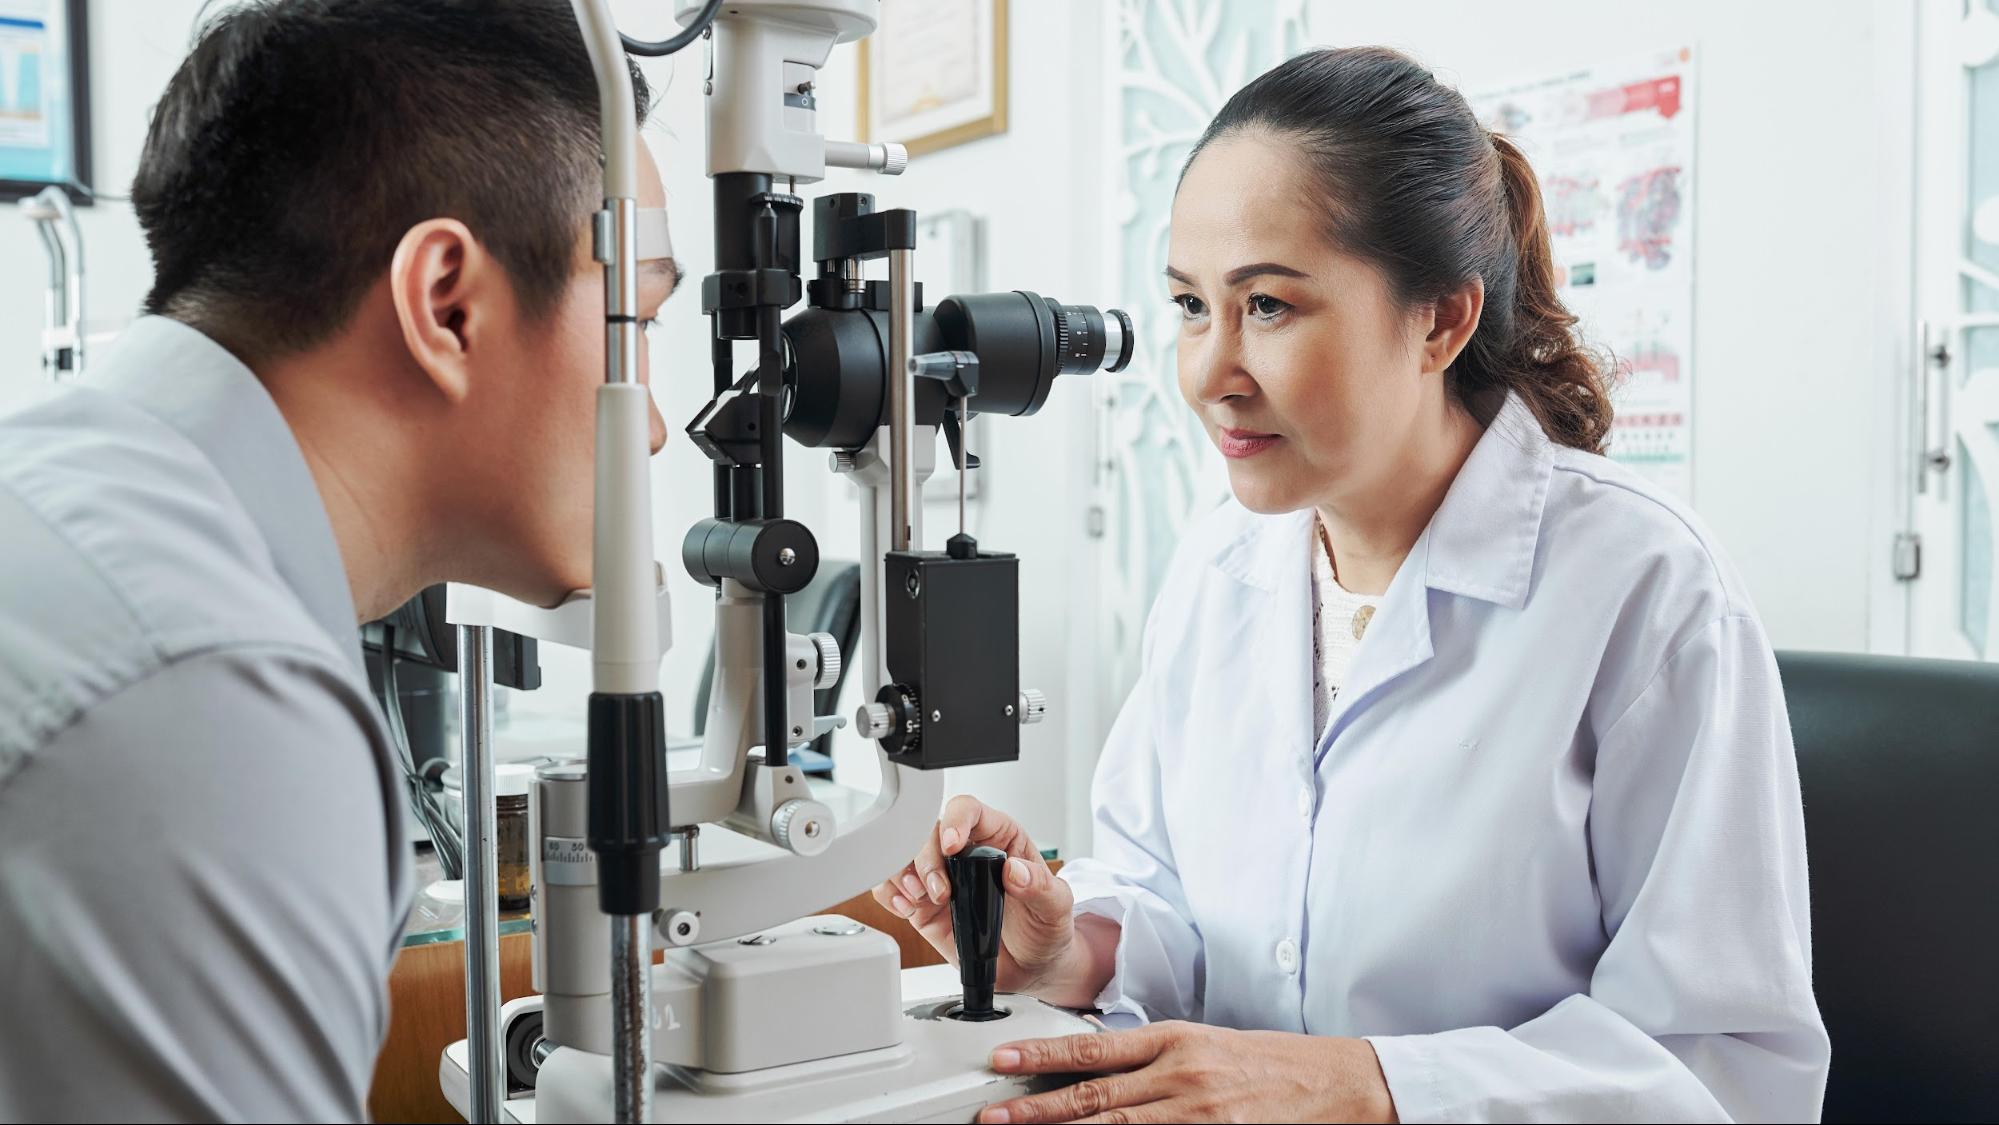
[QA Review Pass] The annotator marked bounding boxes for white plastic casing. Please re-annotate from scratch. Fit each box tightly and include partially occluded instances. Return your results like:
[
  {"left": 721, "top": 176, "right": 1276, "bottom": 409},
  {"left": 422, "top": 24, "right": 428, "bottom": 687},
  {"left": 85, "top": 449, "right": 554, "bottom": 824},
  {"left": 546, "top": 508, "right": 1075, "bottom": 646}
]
[{"left": 686, "top": 0, "right": 878, "bottom": 180}]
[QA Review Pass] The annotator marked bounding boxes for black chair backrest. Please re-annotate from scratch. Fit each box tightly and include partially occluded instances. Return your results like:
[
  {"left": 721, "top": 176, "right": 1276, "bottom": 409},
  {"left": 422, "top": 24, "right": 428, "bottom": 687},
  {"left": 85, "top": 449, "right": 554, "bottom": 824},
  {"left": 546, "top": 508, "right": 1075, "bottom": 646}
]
[
  {"left": 692, "top": 561, "right": 863, "bottom": 760},
  {"left": 1775, "top": 650, "right": 1999, "bottom": 1123}
]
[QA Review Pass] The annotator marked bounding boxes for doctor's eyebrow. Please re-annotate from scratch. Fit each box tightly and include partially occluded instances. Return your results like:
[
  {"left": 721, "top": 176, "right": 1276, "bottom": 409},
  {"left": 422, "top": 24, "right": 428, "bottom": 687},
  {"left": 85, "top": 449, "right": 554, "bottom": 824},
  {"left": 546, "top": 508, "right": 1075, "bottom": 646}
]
[
  {"left": 642, "top": 257, "right": 683, "bottom": 298},
  {"left": 1164, "top": 262, "right": 1312, "bottom": 287}
]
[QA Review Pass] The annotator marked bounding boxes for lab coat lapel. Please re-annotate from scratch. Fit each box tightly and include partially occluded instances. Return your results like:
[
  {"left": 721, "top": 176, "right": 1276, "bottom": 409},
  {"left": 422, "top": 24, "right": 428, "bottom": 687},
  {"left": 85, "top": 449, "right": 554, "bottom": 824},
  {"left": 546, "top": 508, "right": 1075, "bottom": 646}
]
[
  {"left": 1213, "top": 509, "right": 1319, "bottom": 764},
  {"left": 1314, "top": 392, "right": 1555, "bottom": 753}
]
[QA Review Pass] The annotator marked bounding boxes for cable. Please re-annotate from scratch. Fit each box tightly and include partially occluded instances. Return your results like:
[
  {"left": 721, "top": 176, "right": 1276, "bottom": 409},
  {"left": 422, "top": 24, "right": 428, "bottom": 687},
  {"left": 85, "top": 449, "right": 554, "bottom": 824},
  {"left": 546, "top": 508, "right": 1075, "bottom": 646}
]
[
  {"left": 619, "top": 0, "right": 723, "bottom": 56},
  {"left": 376, "top": 624, "right": 464, "bottom": 879}
]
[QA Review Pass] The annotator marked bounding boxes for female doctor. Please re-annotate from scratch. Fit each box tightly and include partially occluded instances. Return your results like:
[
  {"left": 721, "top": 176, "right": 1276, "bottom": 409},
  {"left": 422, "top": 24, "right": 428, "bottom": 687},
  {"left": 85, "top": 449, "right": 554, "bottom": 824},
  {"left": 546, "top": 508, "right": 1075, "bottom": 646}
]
[{"left": 876, "top": 47, "right": 1829, "bottom": 1123}]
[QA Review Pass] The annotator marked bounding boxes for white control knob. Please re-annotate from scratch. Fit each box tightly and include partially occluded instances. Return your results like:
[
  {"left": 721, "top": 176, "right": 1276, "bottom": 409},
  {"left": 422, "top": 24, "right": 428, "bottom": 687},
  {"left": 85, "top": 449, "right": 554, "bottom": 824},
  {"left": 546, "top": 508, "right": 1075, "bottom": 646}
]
[
  {"left": 810, "top": 632, "right": 842, "bottom": 689},
  {"left": 1017, "top": 689, "right": 1047, "bottom": 726},
  {"left": 659, "top": 909, "right": 702, "bottom": 947},
  {"left": 858, "top": 701, "right": 894, "bottom": 740},
  {"left": 771, "top": 798, "right": 835, "bottom": 857}
]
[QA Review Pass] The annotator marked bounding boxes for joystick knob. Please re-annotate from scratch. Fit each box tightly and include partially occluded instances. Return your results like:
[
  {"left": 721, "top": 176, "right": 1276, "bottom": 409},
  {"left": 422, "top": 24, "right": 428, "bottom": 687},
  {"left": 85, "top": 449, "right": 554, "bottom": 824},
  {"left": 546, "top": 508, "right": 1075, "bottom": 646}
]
[{"left": 946, "top": 845, "right": 1009, "bottom": 1021}]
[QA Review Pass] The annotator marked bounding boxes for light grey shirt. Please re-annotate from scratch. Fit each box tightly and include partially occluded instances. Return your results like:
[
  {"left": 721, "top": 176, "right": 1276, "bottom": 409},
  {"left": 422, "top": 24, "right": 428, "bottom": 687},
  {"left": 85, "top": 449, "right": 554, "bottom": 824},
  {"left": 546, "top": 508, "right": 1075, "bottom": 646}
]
[{"left": 0, "top": 317, "right": 413, "bottom": 1122}]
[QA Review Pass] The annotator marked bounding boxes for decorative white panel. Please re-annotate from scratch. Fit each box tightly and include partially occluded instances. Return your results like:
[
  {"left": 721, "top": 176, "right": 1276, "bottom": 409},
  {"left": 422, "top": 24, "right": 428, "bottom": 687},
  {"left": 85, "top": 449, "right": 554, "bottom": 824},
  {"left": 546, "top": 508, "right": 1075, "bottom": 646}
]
[
  {"left": 1097, "top": 0, "right": 1310, "bottom": 693},
  {"left": 1955, "top": 1, "right": 1999, "bottom": 656}
]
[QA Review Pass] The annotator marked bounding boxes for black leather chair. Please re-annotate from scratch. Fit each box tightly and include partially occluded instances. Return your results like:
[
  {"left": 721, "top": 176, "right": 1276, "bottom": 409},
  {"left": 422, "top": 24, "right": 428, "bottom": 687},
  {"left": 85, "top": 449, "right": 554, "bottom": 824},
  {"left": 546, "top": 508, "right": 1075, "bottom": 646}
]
[
  {"left": 1776, "top": 650, "right": 1999, "bottom": 1123},
  {"left": 692, "top": 561, "right": 862, "bottom": 775}
]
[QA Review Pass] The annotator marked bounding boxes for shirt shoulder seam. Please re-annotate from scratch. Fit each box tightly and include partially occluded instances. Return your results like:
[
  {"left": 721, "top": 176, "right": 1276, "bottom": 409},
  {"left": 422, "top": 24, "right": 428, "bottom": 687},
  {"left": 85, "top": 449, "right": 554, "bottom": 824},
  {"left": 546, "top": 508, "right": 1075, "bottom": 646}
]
[
  {"left": 0, "top": 639, "right": 374, "bottom": 801},
  {"left": 1596, "top": 613, "right": 1757, "bottom": 744},
  {"left": 1548, "top": 454, "right": 1744, "bottom": 618}
]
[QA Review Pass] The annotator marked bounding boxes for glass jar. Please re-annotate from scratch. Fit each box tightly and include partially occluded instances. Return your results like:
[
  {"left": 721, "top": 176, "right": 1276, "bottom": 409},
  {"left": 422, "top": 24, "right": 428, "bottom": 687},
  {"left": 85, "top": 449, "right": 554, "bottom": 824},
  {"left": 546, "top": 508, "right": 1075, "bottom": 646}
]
[{"left": 495, "top": 763, "right": 534, "bottom": 913}]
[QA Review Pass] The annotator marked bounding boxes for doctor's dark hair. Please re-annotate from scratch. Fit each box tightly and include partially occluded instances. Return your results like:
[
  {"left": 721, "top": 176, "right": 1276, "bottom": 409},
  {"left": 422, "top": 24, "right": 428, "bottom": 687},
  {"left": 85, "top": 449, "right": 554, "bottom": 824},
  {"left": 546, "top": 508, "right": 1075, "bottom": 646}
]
[
  {"left": 1184, "top": 47, "right": 1613, "bottom": 453},
  {"left": 132, "top": 0, "right": 652, "bottom": 363}
]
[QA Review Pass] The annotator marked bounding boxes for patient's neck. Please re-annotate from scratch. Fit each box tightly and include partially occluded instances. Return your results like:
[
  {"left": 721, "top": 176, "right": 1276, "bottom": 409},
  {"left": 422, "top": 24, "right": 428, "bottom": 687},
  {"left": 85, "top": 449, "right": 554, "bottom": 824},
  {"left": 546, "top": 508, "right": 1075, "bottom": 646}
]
[{"left": 257, "top": 328, "right": 444, "bottom": 624}]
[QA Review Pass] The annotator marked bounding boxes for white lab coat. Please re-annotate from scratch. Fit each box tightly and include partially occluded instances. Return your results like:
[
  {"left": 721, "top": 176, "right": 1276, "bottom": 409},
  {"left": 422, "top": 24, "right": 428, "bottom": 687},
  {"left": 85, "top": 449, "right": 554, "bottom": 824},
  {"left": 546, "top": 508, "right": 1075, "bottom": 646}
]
[{"left": 1059, "top": 393, "right": 1829, "bottom": 1123}]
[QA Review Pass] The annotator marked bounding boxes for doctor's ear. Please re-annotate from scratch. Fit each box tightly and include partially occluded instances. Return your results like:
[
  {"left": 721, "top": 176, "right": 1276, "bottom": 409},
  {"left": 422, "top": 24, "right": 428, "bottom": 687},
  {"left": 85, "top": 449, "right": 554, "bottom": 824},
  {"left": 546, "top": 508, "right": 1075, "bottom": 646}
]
[
  {"left": 389, "top": 218, "right": 502, "bottom": 403},
  {"left": 1418, "top": 277, "right": 1486, "bottom": 377}
]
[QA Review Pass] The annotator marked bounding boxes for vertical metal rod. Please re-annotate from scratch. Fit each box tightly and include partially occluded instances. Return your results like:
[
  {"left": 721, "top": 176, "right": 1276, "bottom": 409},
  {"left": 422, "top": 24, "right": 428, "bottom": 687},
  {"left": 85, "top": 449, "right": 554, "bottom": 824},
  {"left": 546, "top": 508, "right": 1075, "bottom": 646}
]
[
  {"left": 457, "top": 624, "right": 503, "bottom": 1124},
  {"left": 756, "top": 288, "right": 790, "bottom": 768},
  {"left": 678, "top": 825, "right": 701, "bottom": 872},
  {"left": 859, "top": 481, "right": 885, "bottom": 699},
  {"left": 712, "top": 329, "right": 734, "bottom": 518},
  {"left": 761, "top": 590, "right": 791, "bottom": 768},
  {"left": 610, "top": 913, "right": 652, "bottom": 1123},
  {"left": 889, "top": 248, "right": 916, "bottom": 551},
  {"left": 957, "top": 396, "right": 970, "bottom": 537}
]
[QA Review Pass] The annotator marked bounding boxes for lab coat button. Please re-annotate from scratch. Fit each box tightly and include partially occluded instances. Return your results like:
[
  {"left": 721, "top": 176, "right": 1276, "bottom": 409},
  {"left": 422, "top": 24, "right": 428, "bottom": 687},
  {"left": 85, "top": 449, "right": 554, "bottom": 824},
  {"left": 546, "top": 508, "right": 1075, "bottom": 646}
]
[{"left": 1274, "top": 938, "right": 1299, "bottom": 974}]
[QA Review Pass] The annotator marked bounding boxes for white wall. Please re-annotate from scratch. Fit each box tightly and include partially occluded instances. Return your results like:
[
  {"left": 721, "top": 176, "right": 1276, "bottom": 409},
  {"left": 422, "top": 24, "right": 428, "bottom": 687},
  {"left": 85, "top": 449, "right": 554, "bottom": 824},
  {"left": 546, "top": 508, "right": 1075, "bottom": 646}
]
[
  {"left": 0, "top": 0, "right": 206, "bottom": 415},
  {"left": 1305, "top": 0, "right": 1910, "bottom": 653}
]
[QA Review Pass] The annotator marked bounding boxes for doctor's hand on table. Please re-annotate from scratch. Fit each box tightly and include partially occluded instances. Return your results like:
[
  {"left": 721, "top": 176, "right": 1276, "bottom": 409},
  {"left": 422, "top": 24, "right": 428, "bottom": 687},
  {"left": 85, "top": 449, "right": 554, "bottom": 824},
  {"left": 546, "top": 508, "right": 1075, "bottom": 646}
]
[{"left": 876, "top": 797, "right": 1398, "bottom": 1125}]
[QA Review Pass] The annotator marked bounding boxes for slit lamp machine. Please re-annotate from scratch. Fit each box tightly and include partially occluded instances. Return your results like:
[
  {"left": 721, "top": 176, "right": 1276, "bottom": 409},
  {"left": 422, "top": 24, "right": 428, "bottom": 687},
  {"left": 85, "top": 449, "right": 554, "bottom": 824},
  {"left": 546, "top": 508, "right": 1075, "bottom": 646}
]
[{"left": 438, "top": 1, "right": 1135, "bottom": 1121}]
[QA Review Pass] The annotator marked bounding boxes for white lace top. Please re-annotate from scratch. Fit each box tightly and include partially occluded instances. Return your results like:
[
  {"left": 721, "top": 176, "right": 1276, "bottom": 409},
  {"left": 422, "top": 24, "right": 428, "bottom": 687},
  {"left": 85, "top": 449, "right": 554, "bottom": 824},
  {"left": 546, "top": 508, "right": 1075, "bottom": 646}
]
[{"left": 1311, "top": 520, "right": 1384, "bottom": 743}]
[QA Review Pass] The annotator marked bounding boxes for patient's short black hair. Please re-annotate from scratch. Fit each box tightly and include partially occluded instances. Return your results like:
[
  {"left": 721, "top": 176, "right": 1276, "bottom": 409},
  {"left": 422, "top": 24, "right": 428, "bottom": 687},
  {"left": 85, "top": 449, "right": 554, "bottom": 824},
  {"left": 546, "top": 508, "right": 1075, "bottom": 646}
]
[{"left": 132, "top": 0, "right": 651, "bottom": 362}]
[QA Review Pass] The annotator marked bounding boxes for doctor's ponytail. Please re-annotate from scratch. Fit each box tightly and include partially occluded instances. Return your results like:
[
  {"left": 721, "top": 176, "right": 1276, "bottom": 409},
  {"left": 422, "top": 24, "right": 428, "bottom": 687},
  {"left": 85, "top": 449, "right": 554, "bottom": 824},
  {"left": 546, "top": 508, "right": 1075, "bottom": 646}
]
[{"left": 1185, "top": 48, "right": 1614, "bottom": 453}]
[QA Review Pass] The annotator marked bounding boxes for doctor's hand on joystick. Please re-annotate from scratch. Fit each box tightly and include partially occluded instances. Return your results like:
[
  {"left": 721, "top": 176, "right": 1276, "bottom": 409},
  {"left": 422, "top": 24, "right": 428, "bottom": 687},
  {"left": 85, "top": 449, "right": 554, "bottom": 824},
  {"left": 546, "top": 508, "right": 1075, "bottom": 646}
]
[{"left": 872, "top": 796, "right": 1109, "bottom": 1011}]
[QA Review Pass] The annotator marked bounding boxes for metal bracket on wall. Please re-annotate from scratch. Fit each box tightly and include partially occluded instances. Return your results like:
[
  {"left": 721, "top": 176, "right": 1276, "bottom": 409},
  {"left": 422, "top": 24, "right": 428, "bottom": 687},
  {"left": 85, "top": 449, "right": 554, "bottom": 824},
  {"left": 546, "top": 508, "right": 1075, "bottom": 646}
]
[{"left": 1894, "top": 531, "right": 1923, "bottom": 582}]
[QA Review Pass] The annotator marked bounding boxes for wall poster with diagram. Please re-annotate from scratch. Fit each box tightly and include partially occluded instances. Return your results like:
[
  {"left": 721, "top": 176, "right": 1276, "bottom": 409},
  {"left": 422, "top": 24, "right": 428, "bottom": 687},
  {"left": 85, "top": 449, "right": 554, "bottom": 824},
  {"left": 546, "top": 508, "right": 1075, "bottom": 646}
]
[{"left": 1473, "top": 46, "right": 1698, "bottom": 499}]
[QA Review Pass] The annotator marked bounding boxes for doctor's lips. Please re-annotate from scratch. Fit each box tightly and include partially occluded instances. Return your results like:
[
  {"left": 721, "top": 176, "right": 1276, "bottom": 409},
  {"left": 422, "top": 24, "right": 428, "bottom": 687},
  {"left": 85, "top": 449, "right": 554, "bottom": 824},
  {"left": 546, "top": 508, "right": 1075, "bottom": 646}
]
[{"left": 1216, "top": 427, "right": 1282, "bottom": 459}]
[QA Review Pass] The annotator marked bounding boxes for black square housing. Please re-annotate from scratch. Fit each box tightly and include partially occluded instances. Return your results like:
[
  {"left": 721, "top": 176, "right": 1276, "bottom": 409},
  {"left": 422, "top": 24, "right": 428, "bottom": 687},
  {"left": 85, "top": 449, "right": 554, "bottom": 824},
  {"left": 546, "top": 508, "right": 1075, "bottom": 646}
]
[{"left": 883, "top": 549, "right": 1020, "bottom": 769}]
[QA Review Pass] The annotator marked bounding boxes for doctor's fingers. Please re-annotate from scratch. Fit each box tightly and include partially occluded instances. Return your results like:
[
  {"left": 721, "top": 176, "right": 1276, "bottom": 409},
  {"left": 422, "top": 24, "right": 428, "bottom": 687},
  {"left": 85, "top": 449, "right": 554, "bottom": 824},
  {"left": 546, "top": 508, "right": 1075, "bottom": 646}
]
[
  {"left": 875, "top": 864, "right": 942, "bottom": 916},
  {"left": 912, "top": 798, "right": 1045, "bottom": 904},
  {"left": 1001, "top": 856, "right": 1075, "bottom": 930},
  {"left": 939, "top": 795, "right": 1041, "bottom": 861}
]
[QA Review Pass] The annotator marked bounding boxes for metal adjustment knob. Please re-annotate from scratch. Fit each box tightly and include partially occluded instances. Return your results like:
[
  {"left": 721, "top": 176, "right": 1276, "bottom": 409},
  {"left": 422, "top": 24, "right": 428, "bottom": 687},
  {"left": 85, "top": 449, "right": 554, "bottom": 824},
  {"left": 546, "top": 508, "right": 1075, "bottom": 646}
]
[
  {"left": 829, "top": 450, "right": 859, "bottom": 473},
  {"left": 858, "top": 701, "right": 894, "bottom": 740},
  {"left": 1017, "top": 688, "right": 1047, "bottom": 726},
  {"left": 771, "top": 798, "right": 835, "bottom": 857},
  {"left": 881, "top": 142, "right": 909, "bottom": 175},
  {"left": 810, "top": 632, "right": 842, "bottom": 689}
]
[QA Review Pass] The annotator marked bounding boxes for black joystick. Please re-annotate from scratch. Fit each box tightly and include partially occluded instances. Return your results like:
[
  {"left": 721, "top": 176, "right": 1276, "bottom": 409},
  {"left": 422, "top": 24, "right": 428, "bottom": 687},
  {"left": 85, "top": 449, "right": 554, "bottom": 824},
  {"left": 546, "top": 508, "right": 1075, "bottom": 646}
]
[{"left": 946, "top": 845, "right": 1009, "bottom": 1021}]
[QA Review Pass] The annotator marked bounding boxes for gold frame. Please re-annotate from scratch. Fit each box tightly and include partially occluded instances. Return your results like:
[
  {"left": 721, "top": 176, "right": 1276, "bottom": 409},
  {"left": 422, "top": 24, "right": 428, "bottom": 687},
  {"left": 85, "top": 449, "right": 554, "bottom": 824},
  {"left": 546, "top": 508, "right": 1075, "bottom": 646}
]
[{"left": 856, "top": 0, "right": 1009, "bottom": 157}]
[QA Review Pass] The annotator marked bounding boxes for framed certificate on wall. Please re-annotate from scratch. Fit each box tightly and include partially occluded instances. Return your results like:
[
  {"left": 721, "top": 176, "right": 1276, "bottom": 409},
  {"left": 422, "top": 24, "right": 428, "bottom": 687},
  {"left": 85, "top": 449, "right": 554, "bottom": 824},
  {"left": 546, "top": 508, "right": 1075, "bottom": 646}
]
[
  {"left": 0, "top": 0, "right": 91, "bottom": 202},
  {"left": 857, "top": 0, "right": 1007, "bottom": 158}
]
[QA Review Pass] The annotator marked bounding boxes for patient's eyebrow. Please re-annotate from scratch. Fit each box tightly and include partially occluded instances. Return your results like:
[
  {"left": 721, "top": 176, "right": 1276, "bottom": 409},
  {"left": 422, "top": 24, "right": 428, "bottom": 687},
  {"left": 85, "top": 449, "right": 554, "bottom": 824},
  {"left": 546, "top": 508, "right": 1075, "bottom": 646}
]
[{"left": 642, "top": 257, "right": 682, "bottom": 297}]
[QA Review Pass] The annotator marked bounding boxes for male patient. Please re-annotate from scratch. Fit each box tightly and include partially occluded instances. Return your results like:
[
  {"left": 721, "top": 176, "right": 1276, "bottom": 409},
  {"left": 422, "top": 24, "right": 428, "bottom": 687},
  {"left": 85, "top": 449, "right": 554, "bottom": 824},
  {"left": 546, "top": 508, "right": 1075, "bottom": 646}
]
[{"left": 0, "top": 2, "right": 677, "bottom": 1118}]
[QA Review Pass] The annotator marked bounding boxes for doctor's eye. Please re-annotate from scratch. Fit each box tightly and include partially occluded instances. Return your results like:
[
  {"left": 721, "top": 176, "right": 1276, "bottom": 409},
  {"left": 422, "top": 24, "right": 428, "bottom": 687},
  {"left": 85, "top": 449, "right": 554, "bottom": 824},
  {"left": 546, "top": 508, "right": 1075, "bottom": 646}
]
[
  {"left": 1247, "top": 293, "right": 1291, "bottom": 322},
  {"left": 1171, "top": 294, "right": 1207, "bottom": 320}
]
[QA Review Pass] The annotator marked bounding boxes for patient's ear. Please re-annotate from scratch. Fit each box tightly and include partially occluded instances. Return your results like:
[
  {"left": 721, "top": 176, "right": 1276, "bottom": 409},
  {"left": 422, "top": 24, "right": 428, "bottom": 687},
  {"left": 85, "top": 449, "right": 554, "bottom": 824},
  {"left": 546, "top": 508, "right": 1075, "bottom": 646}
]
[{"left": 389, "top": 219, "right": 501, "bottom": 403}]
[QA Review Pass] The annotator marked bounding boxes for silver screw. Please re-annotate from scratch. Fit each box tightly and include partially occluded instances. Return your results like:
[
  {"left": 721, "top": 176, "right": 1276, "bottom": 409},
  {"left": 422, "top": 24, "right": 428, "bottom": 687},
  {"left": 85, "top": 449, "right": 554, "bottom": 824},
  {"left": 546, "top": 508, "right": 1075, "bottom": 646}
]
[
  {"left": 792, "top": 725, "right": 804, "bottom": 737},
  {"left": 931, "top": 709, "right": 943, "bottom": 722},
  {"left": 779, "top": 547, "right": 798, "bottom": 566},
  {"left": 906, "top": 573, "right": 921, "bottom": 598},
  {"left": 804, "top": 821, "right": 821, "bottom": 838},
  {"left": 1005, "top": 704, "right": 1015, "bottom": 717}
]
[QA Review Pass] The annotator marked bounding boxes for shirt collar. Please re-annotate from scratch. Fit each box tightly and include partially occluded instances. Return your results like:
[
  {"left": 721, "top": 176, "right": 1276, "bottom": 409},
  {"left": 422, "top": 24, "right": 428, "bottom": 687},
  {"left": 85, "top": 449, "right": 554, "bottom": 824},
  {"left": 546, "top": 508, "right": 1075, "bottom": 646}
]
[
  {"left": 1212, "top": 390, "right": 1555, "bottom": 611},
  {"left": 87, "top": 317, "right": 365, "bottom": 674}
]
